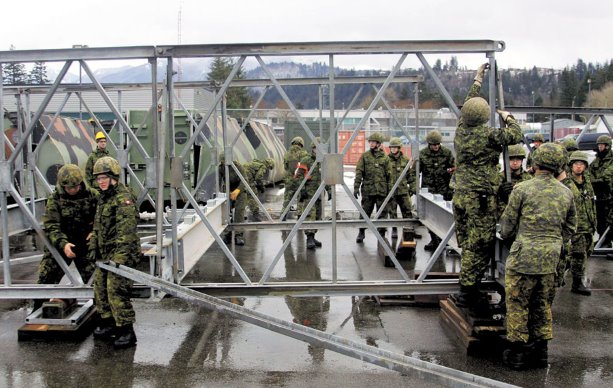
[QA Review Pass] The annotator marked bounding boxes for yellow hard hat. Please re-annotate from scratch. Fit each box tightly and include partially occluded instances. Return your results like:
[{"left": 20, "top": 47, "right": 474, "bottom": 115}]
[{"left": 95, "top": 132, "right": 106, "bottom": 141}]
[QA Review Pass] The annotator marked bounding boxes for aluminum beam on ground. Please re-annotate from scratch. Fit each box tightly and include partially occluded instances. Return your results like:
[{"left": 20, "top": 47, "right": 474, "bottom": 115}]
[
  {"left": 0, "top": 46, "right": 156, "bottom": 63},
  {"left": 416, "top": 190, "right": 459, "bottom": 251},
  {"left": 0, "top": 285, "right": 93, "bottom": 299},
  {"left": 156, "top": 40, "right": 505, "bottom": 57},
  {"left": 25, "top": 299, "right": 94, "bottom": 325},
  {"left": 229, "top": 218, "right": 420, "bottom": 231},
  {"left": 99, "top": 262, "right": 515, "bottom": 388},
  {"left": 0, "top": 199, "right": 45, "bottom": 236}
]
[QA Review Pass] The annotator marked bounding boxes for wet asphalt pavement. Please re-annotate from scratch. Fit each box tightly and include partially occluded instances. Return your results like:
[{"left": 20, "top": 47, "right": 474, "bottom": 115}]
[{"left": 1, "top": 186, "right": 612, "bottom": 387}]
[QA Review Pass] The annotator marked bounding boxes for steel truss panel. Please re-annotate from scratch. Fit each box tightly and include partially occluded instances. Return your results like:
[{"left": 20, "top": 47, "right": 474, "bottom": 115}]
[{"left": 0, "top": 46, "right": 156, "bottom": 63}]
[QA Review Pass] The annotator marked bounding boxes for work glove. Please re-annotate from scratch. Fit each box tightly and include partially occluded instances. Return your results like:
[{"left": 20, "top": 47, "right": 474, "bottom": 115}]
[
  {"left": 230, "top": 188, "right": 240, "bottom": 201},
  {"left": 474, "top": 63, "right": 489, "bottom": 84},
  {"left": 353, "top": 190, "right": 360, "bottom": 199},
  {"left": 496, "top": 109, "right": 514, "bottom": 123},
  {"left": 256, "top": 183, "right": 265, "bottom": 193},
  {"left": 498, "top": 181, "right": 514, "bottom": 203}
]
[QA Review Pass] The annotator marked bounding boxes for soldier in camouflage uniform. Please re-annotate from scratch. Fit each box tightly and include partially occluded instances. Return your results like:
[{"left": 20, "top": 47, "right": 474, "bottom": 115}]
[
  {"left": 452, "top": 63, "right": 523, "bottom": 307},
  {"left": 526, "top": 133, "right": 545, "bottom": 173},
  {"left": 386, "top": 137, "right": 413, "bottom": 239},
  {"left": 219, "top": 156, "right": 247, "bottom": 246},
  {"left": 296, "top": 138, "right": 325, "bottom": 249},
  {"left": 588, "top": 135, "right": 613, "bottom": 244},
  {"left": 244, "top": 158, "right": 275, "bottom": 221},
  {"left": 563, "top": 151, "right": 596, "bottom": 295},
  {"left": 499, "top": 143, "right": 576, "bottom": 370},
  {"left": 354, "top": 132, "right": 391, "bottom": 242},
  {"left": 85, "top": 131, "right": 110, "bottom": 188},
  {"left": 282, "top": 137, "right": 310, "bottom": 220},
  {"left": 417, "top": 130, "right": 455, "bottom": 250},
  {"left": 89, "top": 156, "right": 140, "bottom": 349},
  {"left": 497, "top": 144, "right": 532, "bottom": 215},
  {"left": 34, "top": 164, "right": 98, "bottom": 310}
]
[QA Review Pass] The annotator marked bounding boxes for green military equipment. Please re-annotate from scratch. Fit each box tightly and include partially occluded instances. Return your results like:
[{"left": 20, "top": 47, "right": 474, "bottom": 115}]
[
  {"left": 93, "top": 156, "right": 121, "bottom": 178},
  {"left": 461, "top": 97, "right": 490, "bottom": 126},
  {"left": 426, "top": 131, "right": 442, "bottom": 145},
  {"left": 532, "top": 133, "right": 545, "bottom": 143},
  {"left": 56, "top": 164, "right": 85, "bottom": 187},
  {"left": 264, "top": 158, "right": 275, "bottom": 169},
  {"left": 291, "top": 136, "right": 305, "bottom": 147},
  {"left": 569, "top": 151, "right": 589, "bottom": 165},
  {"left": 596, "top": 134, "right": 612, "bottom": 146},
  {"left": 508, "top": 144, "right": 526, "bottom": 159},
  {"left": 532, "top": 143, "right": 566, "bottom": 171},
  {"left": 389, "top": 137, "right": 403, "bottom": 147},
  {"left": 368, "top": 132, "right": 384, "bottom": 143},
  {"left": 562, "top": 138, "right": 578, "bottom": 152}
]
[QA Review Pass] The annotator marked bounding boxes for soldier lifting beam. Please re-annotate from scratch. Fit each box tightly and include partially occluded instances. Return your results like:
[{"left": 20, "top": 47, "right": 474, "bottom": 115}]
[{"left": 98, "top": 262, "right": 517, "bottom": 388}]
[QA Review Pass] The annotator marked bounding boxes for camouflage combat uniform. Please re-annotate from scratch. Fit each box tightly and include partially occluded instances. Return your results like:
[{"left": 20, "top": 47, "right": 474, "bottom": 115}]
[
  {"left": 283, "top": 143, "right": 310, "bottom": 214},
  {"left": 90, "top": 182, "right": 140, "bottom": 327},
  {"left": 500, "top": 171, "right": 576, "bottom": 344},
  {"left": 386, "top": 149, "right": 413, "bottom": 219},
  {"left": 354, "top": 147, "right": 391, "bottom": 234},
  {"left": 219, "top": 160, "right": 247, "bottom": 241},
  {"left": 419, "top": 145, "right": 455, "bottom": 200},
  {"left": 453, "top": 82, "right": 523, "bottom": 288},
  {"left": 244, "top": 159, "right": 268, "bottom": 220},
  {"left": 297, "top": 149, "right": 322, "bottom": 237},
  {"left": 588, "top": 145, "right": 613, "bottom": 238},
  {"left": 38, "top": 176, "right": 98, "bottom": 284},
  {"left": 497, "top": 167, "right": 532, "bottom": 216},
  {"left": 85, "top": 147, "right": 110, "bottom": 187}
]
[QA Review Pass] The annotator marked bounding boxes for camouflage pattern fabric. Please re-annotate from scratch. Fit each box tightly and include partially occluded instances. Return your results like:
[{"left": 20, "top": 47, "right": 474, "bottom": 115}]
[
  {"left": 418, "top": 145, "right": 455, "bottom": 199},
  {"left": 386, "top": 150, "right": 413, "bottom": 218},
  {"left": 85, "top": 147, "right": 110, "bottom": 187},
  {"left": 38, "top": 181, "right": 98, "bottom": 284},
  {"left": 505, "top": 270, "right": 555, "bottom": 343},
  {"left": 244, "top": 159, "right": 268, "bottom": 218},
  {"left": 297, "top": 152, "right": 323, "bottom": 234},
  {"left": 563, "top": 176, "right": 596, "bottom": 277},
  {"left": 89, "top": 183, "right": 140, "bottom": 326},
  {"left": 453, "top": 81, "right": 522, "bottom": 287},
  {"left": 497, "top": 169, "right": 532, "bottom": 216},
  {"left": 355, "top": 148, "right": 391, "bottom": 230},
  {"left": 219, "top": 161, "right": 247, "bottom": 238},
  {"left": 283, "top": 144, "right": 310, "bottom": 211},
  {"left": 588, "top": 148, "right": 613, "bottom": 236}
]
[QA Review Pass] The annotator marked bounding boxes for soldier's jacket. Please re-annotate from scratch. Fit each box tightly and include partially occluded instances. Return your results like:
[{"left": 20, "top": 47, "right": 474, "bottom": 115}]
[
  {"left": 500, "top": 173, "right": 577, "bottom": 274},
  {"left": 418, "top": 145, "right": 455, "bottom": 197},
  {"left": 497, "top": 169, "right": 532, "bottom": 215},
  {"left": 219, "top": 160, "right": 246, "bottom": 192},
  {"left": 44, "top": 181, "right": 98, "bottom": 254},
  {"left": 354, "top": 148, "right": 391, "bottom": 197},
  {"left": 297, "top": 152, "right": 321, "bottom": 191},
  {"left": 284, "top": 145, "right": 310, "bottom": 180},
  {"left": 454, "top": 83, "right": 523, "bottom": 194},
  {"left": 387, "top": 151, "right": 410, "bottom": 196},
  {"left": 85, "top": 147, "right": 110, "bottom": 187},
  {"left": 588, "top": 149, "right": 613, "bottom": 200},
  {"left": 244, "top": 160, "right": 268, "bottom": 191},
  {"left": 563, "top": 175, "right": 596, "bottom": 235}
]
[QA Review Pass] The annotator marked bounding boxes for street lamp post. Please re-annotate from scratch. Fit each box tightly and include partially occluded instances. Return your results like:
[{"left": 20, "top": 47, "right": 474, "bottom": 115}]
[
  {"left": 588, "top": 78, "right": 592, "bottom": 104},
  {"left": 531, "top": 91, "right": 535, "bottom": 123}
]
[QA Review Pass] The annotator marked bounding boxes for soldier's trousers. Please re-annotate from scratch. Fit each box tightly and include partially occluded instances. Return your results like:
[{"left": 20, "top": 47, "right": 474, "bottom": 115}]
[
  {"left": 225, "top": 192, "right": 246, "bottom": 239},
  {"left": 452, "top": 191, "right": 497, "bottom": 287},
  {"left": 299, "top": 189, "right": 322, "bottom": 235},
  {"left": 360, "top": 195, "right": 388, "bottom": 233},
  {"left": 37, "top": 247, "right": 95, "bottom": 285},
  {"left": 94, "top": 266, "right": 135, "bottom": 326},
  {"left": 283, "top": 178, "right": 302, "bottom": 212},
  {"left": 570, "top": 233, "right": 593, "bottom": 277},
  {"left": 505, "top": 270, "right": 555, "bottom": 343},
  {"left": 387, "top": 194, "right": 413, "bottom": 219}
]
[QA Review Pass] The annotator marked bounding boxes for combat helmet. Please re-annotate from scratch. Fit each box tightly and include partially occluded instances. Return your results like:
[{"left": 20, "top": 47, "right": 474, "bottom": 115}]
[
  {"left": 93, "top": 156, "right": 121, "bottom": 179},
  {"left": 264, "top": 158, "right": 275, "bottom": 169},
  {"left": 291, "top": 136, "right": 305, "bottom": 147},
  {"left": 57, "top": 164, "right": 85, "bottom": 187},
  {"left": 95, "top": 131, "right": 106, "bottom": 141},
  {"left": 532, "top": 133, "right": 545, "bottom": 143},
  {"left": 508, "top": 144, "right": 526, "bottom": 159},
  {"left": 311, "top": 137, "right": 321, "bottom": 149},
  {"left": 426, "top": 131, "right": 442, "bottom": 145},
  {"left": 368, "top": 132, "right": 384, "bottom": 143},
  {"left": 389, "top": 137, "right": 403, "bottom": 147},
  {"left": 532, "top": 143, "right": 566, "bottom": 172},
  {"left": 562, "top": 138, "right": 579, "bottom": 152},
  {"left": 569, "top": 151, "right": 589, "bottom": 166},
  {"left": 596, "top": 134, "right": 612, "bottom": 146},
  {"left": 461, "top": 97, "right": 490, "bottom": 126}
]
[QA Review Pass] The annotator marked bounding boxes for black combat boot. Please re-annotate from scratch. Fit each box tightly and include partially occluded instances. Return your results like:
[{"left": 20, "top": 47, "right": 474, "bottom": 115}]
[
  {"left": 455, "top": 285, "right": 478, "bottom": 308},
  {"left": 113, "top": 324, "right": 137, "bottom": 349},
  {"left": 313, "top": 236, "right": 322, "bottom": 247},
  {"left": 529, "top": 340, "right": 548, "bottom": 368},
  {"left": 235, "top": 234, "right": 245, "bottom": 246},
  {"left": 424, "top": 233, "right": 441, "bottom": 251},
  {"left": 571, "top": 276, "right": 591, "bottom": 296},
  {"left": 503, "top": 342, "right": 529, "bottom": 370},
  {"left": 356, "top": 229, "right": 365, "bottom": 243},
  {"left": 222, "top": 232, "right": 232, "bottom": 244},
  {"left": 391, "top": 227, "right": 398, "bottom": 239},
  {"left": 93, "top": 317, "right": 116, "bottom": 340},
  {"left": 306, "top": 233, "right": 317, "bottom": 250}
]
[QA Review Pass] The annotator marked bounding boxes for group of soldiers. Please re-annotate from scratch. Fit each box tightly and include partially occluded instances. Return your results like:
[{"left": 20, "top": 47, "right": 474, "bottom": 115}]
[{"left": 35, "top": 131, "right": 140, "bottom": 350}]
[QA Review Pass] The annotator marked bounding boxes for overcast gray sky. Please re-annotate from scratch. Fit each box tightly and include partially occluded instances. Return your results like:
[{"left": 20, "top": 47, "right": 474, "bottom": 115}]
[{"left": 1, "top": 0, "right": 609, "bottom": 71}]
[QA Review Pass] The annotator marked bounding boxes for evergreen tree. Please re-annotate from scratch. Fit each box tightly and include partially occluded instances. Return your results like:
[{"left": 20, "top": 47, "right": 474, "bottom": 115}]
[
  {"left": 2, "top": 45, "right": 27, "bottom": 85},
  {"left": 207, "top": 57, "right": 252, "bottom": 118},
  {"left": 28, "top": 61, "right": 49, "bottom": 84}
]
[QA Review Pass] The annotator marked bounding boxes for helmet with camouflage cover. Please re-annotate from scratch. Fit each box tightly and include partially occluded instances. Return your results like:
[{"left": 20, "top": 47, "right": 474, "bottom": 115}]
[
  {"left": 532, "top": 133, "right": 545, "bottom": 143},
  {"left": 426, "top": 130, "right": 442, "bottom": 145},
  {"left": 311, "top": 136, "right": 321, "bottom": 149},
  {"left": 569, "top": 151, "right": 589, "bottom": 166},
  {"left": 596, "top": 134, "right": 612, "bottom": 146},
  {"left": 291, "top": 136, "right": 305, "bottom": 147},
  {"left": 562, "top": 138, "right": 578, "bottom": 152},
  {"left": 389, "top": 137, "right": 403, "bottom": 147},
  {"left": 57, "top": 164, "right": 85, "bottom": 187},
  {"left": 93, "top": 156, "right": 121, "bottom": 179},
  {"left": 368, "top": 132, "right": 384, "bottom": 143},
  {"left": 532, "top": 142, "right": 566, "bottom": 172},
  {"left": 461, "top": 97, "right": 490, "bottom": 126},
  {"left": 264, "top": 157, "right": 275, "bottom": 169},
  {"left": 508, "top": 144, "right": 526, "bottom": 159}
]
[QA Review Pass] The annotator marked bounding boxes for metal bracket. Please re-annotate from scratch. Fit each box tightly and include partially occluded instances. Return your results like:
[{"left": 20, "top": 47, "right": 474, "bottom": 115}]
[
  {"left": 170, "top": 156, "right": 184, "bottom": 188},
  {"left": 322, "top": 153, "right": 343, "bottom": 185},
  {"left": 0, "top": 161, "right": 12, "bottom": 191}
]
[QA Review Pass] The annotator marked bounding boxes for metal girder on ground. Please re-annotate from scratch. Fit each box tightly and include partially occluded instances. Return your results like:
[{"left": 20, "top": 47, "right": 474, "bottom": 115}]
[
  {"left": 0, "top": 199, "right": 45, "bottom": 237},
  {"left": 99, "top": 262, "right": 515, "bottom": 388}
]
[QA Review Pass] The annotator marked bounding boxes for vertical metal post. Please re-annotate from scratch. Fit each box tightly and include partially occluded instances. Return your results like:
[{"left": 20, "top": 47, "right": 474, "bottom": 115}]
[
  {"left": 213, "top": 90, "right": 220, "bottom": 195},
  {"left": 413, "top": 85, "right": 421, "bottom": 212},
  {"left": 24, "top": 92, "right": 36, "bottom": 214},
  {"left": 151, "top": 57, "right": 165, "bottom": 282},
  {"left": 329, "top": 54, "right": 337, "bottom": 282},
  {"left": 0, "top": 63, "right": 11, "bottom": 286},
  {"left": 167, "top": 58, "right": 180, "bottom": 281}
]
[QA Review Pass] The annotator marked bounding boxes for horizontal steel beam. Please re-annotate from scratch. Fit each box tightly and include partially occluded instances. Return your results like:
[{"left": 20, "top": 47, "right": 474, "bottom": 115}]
[
  {"left": 502, "top": 106, "right": 613, "bottom": 115},
  {"left": 0, "top": 46, "right": 156, "bottom": 63},
  {"left": 228, "top": 218, "right": 421, "bottom": 231},
  {"left": 157, "top": 40, "right": 505, "bottom": 57},
  {"left": 0, "top": 285, "right": 93, "bottom": 299}
]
